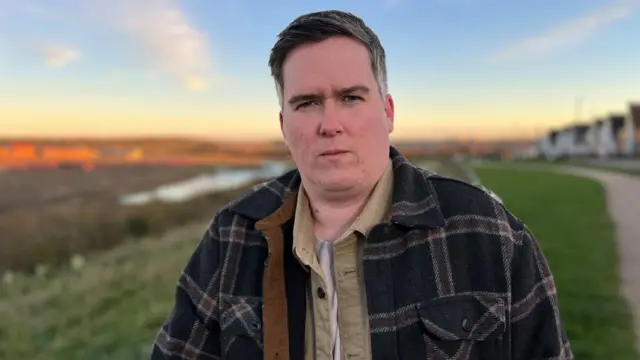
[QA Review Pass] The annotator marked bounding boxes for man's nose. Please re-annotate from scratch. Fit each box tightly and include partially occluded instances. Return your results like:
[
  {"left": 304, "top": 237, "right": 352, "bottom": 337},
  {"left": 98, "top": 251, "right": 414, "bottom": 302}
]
[{"left": 318, "top": 102, "right": 344, "bottom": 136}]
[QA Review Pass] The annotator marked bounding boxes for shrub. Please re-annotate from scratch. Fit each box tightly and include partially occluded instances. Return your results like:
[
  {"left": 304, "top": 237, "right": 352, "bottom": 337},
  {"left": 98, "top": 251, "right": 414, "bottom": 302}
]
[{"left": 126, "top": 216, "right": 150, "bottom": 238}]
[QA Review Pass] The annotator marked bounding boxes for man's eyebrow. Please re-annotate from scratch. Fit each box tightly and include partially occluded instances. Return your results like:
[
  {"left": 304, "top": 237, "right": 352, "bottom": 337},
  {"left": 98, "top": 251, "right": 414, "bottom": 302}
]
[
  {"left": 286, "top": 85, "right": 371, "bottom": 106},
  {"left": 287, "top": 92, "right": 324, "bottom": 106},
  {"left": 334, "top": 85, "right": 370, "bottom": 95}
]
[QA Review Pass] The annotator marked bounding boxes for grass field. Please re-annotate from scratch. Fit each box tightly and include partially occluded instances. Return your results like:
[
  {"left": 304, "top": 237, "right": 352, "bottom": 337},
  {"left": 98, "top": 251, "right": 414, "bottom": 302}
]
[
  {"left": 0, "top": 222, "right": 206, "bottom": 360},
  {"left": 0, "top": 180, "right": 255, "bottom": 360},
  {"left": 475, "top": 165, "right": 639, "bottom": 360}
]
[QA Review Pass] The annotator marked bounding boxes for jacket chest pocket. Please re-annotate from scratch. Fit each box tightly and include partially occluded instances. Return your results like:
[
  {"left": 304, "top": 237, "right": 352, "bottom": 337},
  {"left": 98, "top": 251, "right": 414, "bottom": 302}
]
[
  {"left": 219, "top": 296, "right": 264, "bottom": 360},
  {"left": 417, "top": 294, "right": 506, "bottom": 360}
]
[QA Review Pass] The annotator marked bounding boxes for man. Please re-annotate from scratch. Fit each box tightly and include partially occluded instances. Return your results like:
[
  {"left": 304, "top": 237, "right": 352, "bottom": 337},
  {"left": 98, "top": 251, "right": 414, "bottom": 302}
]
[{"left": 151, "top": 10, "right": 573, "bottom": 360}]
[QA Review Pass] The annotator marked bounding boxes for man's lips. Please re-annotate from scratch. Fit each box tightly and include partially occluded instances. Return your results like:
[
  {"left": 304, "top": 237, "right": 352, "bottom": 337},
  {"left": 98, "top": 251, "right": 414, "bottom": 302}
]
[{"left": 320, "top": 150, "right": 349, "bottom": 156}]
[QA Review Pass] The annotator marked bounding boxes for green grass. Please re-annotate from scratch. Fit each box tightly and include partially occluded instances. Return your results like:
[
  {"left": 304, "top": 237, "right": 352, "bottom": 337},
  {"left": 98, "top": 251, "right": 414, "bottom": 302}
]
[
  {"left": 475, "top": 166, "right": 639, "bottom": 360},
  {"left": 0, "top": 222, "right": 206, "bottom": 360}
]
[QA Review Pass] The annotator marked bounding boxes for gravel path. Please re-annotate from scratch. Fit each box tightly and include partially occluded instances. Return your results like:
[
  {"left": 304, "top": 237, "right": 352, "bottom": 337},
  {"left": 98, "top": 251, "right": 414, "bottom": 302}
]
[{"left": 551, "top": 166, "right": 640, "bottom": 351}]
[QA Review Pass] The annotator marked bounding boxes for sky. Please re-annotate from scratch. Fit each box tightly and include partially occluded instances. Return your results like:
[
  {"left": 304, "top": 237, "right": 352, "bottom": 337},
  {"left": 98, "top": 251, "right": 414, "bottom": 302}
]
[{"left": 0, "top": 0, "right": 639, "bottom": 141}]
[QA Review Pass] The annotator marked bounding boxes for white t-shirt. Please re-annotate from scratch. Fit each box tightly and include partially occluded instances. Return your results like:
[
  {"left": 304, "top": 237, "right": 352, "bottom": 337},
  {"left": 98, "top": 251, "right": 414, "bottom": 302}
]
[{"left": 316, "top": 239, "right": 340, "bottom": 360}]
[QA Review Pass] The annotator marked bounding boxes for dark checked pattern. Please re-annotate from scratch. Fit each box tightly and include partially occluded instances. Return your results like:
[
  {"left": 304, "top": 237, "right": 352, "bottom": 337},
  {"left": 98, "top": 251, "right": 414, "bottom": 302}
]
[{"left": 150, "top": 146, "right": 573, "bottom": 360}]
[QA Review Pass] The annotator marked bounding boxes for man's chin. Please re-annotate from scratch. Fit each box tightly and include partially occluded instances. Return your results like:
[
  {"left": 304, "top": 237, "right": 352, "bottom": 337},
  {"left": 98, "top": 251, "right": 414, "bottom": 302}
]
[{"left": 316, "top": 174, "right": 361, "bottom": 192}]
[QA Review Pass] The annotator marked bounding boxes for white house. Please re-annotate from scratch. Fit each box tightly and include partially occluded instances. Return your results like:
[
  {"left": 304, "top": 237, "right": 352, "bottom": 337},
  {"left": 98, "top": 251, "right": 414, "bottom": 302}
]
[
  {"left": 597, "top": 114, "right": 626, "bottom": 158},
  {"left": 554, "top": 124, "right": 591, "bottom": 158},
  {"left": 572, "top": 124, "right": 591, "bottom": 157},
  {"left": 585, "top": 119, "right": 604, "bottom": 156},
  {"left": 631, "top": 104, "right": 640, "bottom": 157},
  {"left": 619, "top": 104, "right": 640, "bottom": 157},
  {"left": 538, "top": 130, "right": 561, "bottom": 160}
]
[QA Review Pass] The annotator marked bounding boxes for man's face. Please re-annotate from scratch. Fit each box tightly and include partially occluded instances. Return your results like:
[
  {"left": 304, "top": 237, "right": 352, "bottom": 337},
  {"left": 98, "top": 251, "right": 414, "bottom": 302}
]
[{"left": 279, "top": 36, "right": 394, "bottom": 194}]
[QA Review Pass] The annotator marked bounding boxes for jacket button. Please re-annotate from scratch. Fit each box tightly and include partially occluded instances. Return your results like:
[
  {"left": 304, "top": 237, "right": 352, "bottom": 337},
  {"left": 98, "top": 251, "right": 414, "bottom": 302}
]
[
  {"left": 462, "top": 318, "right": 472, "bottom": 332},
  {"left": 316, "top": 287, "right": 326, "bottom": 299}
]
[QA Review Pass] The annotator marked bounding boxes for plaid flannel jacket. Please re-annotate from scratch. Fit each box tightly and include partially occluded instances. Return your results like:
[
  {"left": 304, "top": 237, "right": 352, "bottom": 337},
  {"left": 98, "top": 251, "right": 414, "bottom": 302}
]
[{"left": 151, "top": 146, "right": 573, "bottom": 360}]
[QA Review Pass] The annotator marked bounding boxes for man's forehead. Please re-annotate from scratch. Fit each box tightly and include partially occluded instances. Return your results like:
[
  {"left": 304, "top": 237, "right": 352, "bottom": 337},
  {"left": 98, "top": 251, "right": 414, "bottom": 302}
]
[
  {"left": 282, "top": 64, "right": 376, "bottom": 96},
  {"left": 281, "top": 39, "right": 374, "bottom": 91}
]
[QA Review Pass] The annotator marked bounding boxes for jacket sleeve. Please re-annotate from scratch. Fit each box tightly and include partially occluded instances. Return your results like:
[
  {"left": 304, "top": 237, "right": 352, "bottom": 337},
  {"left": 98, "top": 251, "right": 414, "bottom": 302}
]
[
  {"left": 150, "top": 214, "right": 223, "bottom": 360},
  {"left": 509, "top": 221, "right": 573, "bottom": 360}
]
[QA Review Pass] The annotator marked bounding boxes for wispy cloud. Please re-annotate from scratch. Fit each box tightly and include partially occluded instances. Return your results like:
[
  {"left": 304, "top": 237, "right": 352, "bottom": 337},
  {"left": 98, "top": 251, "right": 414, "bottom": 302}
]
[
  {"left": 490, "top": 0, "right": 640, "bottom": 62},
  {"left": 3, "top": 0, "right": 220, "bottom": 91},
  {"left": 38, "top": 43, "right": 82, "bottom": 68},
  {"left": 15, "top": 1, "right": 64, "bottom": 21},
  {"left": 93, "top": 0, "right": 217, "bottom": 92}
]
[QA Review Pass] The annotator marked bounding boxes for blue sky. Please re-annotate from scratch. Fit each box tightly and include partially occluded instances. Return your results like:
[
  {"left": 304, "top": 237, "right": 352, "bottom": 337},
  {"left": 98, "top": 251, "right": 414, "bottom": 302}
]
[{"left": 1, "top": 0, "right": 639, "bottom": 140}]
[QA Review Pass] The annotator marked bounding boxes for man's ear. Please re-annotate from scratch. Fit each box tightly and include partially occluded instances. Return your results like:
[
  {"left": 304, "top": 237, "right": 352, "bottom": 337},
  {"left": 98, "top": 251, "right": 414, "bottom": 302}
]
[
  {"left": 384, "top": 94, "right": 395, "bottom": 133},
  {"left": 279, "top": 112, "right": 288, "bottom": 146}
]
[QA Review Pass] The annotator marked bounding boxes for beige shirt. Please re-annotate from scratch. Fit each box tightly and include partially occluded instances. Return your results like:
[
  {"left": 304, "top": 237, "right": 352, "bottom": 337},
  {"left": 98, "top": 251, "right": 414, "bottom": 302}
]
[{"left": 292, "top": 160, "right": 394, "bottom": 360}]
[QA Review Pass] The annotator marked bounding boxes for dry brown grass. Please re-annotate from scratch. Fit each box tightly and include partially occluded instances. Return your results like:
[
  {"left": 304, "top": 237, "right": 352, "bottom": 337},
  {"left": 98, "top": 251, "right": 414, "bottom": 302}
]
[
  {"left": 0, "top": 165, "right": 256, "bottom": 274},
  {"left": 0, "top": 165, "right": 216, "bottom": 212}
]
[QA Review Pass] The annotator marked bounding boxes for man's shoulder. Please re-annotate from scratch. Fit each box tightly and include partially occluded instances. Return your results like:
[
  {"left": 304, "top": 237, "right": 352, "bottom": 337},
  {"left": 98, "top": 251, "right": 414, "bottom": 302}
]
[
  {"left": 424, "top": 172, "right": 523, "bottom": 231},
  {"left": 215, "top": 168, "right": 301, "bottom": 222}
]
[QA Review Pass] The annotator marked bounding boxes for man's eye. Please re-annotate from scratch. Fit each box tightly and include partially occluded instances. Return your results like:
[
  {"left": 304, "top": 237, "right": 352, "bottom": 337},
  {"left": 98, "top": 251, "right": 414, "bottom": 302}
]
[
  {"left": 343, "top": 95, "right": 362, "bottom": 103},
  {"left": 295, "top": 101, "right": 317, "bottom": 110}
]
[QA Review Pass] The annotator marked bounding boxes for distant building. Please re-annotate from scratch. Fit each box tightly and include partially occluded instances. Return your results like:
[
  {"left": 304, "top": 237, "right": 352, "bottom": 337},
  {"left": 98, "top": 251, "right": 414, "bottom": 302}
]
[
  {"left": 632, "top": 104, "right": 640, "bottom": 157},
  {"left": 538, "top": 129, "right": 560, "bottom": 160},
  {"left": 554, "top": 128, "right": 570, "bottom": 158},
  {"left": 572, "top": 124, "right": 591, "bottom": 157},
  {"left": 554, "top": 124, "right": 590, "bottom": 158},
  {"left": 585, "top": 119, "right": 604, "bottom": 156},
  {"left": 619, "top": 104, "right": 640, "bottom": 157},
  {"left": 597, "top": 114, "right": 626, "bottom": 158},
  {"left": 530, "top": 100, "right": 640, "bottom": 161}
]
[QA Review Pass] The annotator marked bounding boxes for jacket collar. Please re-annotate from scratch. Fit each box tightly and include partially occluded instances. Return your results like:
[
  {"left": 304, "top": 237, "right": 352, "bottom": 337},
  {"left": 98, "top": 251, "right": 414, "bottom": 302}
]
[{"left": 228, "top": 146, "right": 445, "bottom": 229}]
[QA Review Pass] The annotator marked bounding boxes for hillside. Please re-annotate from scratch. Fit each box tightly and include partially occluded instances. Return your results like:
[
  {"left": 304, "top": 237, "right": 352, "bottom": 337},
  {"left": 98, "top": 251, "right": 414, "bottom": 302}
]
[{"left": 0, "top": 222, "right": 207, "bottom": 360}]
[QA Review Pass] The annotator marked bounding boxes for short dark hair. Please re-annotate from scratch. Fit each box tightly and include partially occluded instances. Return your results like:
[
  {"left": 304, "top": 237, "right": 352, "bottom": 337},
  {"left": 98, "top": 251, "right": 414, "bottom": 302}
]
[{"left": 268, "top": 10, "right": 388, "bottom": 107}]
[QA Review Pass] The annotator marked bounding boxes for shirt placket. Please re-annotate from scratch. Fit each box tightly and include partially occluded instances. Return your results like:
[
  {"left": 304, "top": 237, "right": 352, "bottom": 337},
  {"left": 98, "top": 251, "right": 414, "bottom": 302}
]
[
  {"left": 310, "top": 255, "right": 334, "bottom": 360},
  {"left": 334, "top": 234, "right": 368, "bottom": 360}
]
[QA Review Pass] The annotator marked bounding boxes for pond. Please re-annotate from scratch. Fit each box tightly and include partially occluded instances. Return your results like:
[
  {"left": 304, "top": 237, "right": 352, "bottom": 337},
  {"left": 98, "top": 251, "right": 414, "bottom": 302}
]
[{"left": 119, "top": 161, "right": 291, "bottom": 206}]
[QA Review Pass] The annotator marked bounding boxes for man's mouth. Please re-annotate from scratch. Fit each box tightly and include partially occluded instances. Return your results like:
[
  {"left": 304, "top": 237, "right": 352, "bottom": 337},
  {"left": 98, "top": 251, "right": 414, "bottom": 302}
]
[{"left": 320, "top": 149, "right": 348, "bottom": 156}]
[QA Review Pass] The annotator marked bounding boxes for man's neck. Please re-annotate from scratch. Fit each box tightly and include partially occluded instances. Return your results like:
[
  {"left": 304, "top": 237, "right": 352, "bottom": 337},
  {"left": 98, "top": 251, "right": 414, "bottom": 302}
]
[
  {"left": 303, "top": 158, "right": 391, "bottom": 242},
  {"left": 305, "top": 186, "right": 374, "bottom": 242}
]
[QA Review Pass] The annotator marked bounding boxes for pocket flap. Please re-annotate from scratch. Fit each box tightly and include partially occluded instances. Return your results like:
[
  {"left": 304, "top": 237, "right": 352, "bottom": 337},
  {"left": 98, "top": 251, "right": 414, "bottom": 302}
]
[{"left": 418, "top": 294, "right": 506, "bottom": 341}]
